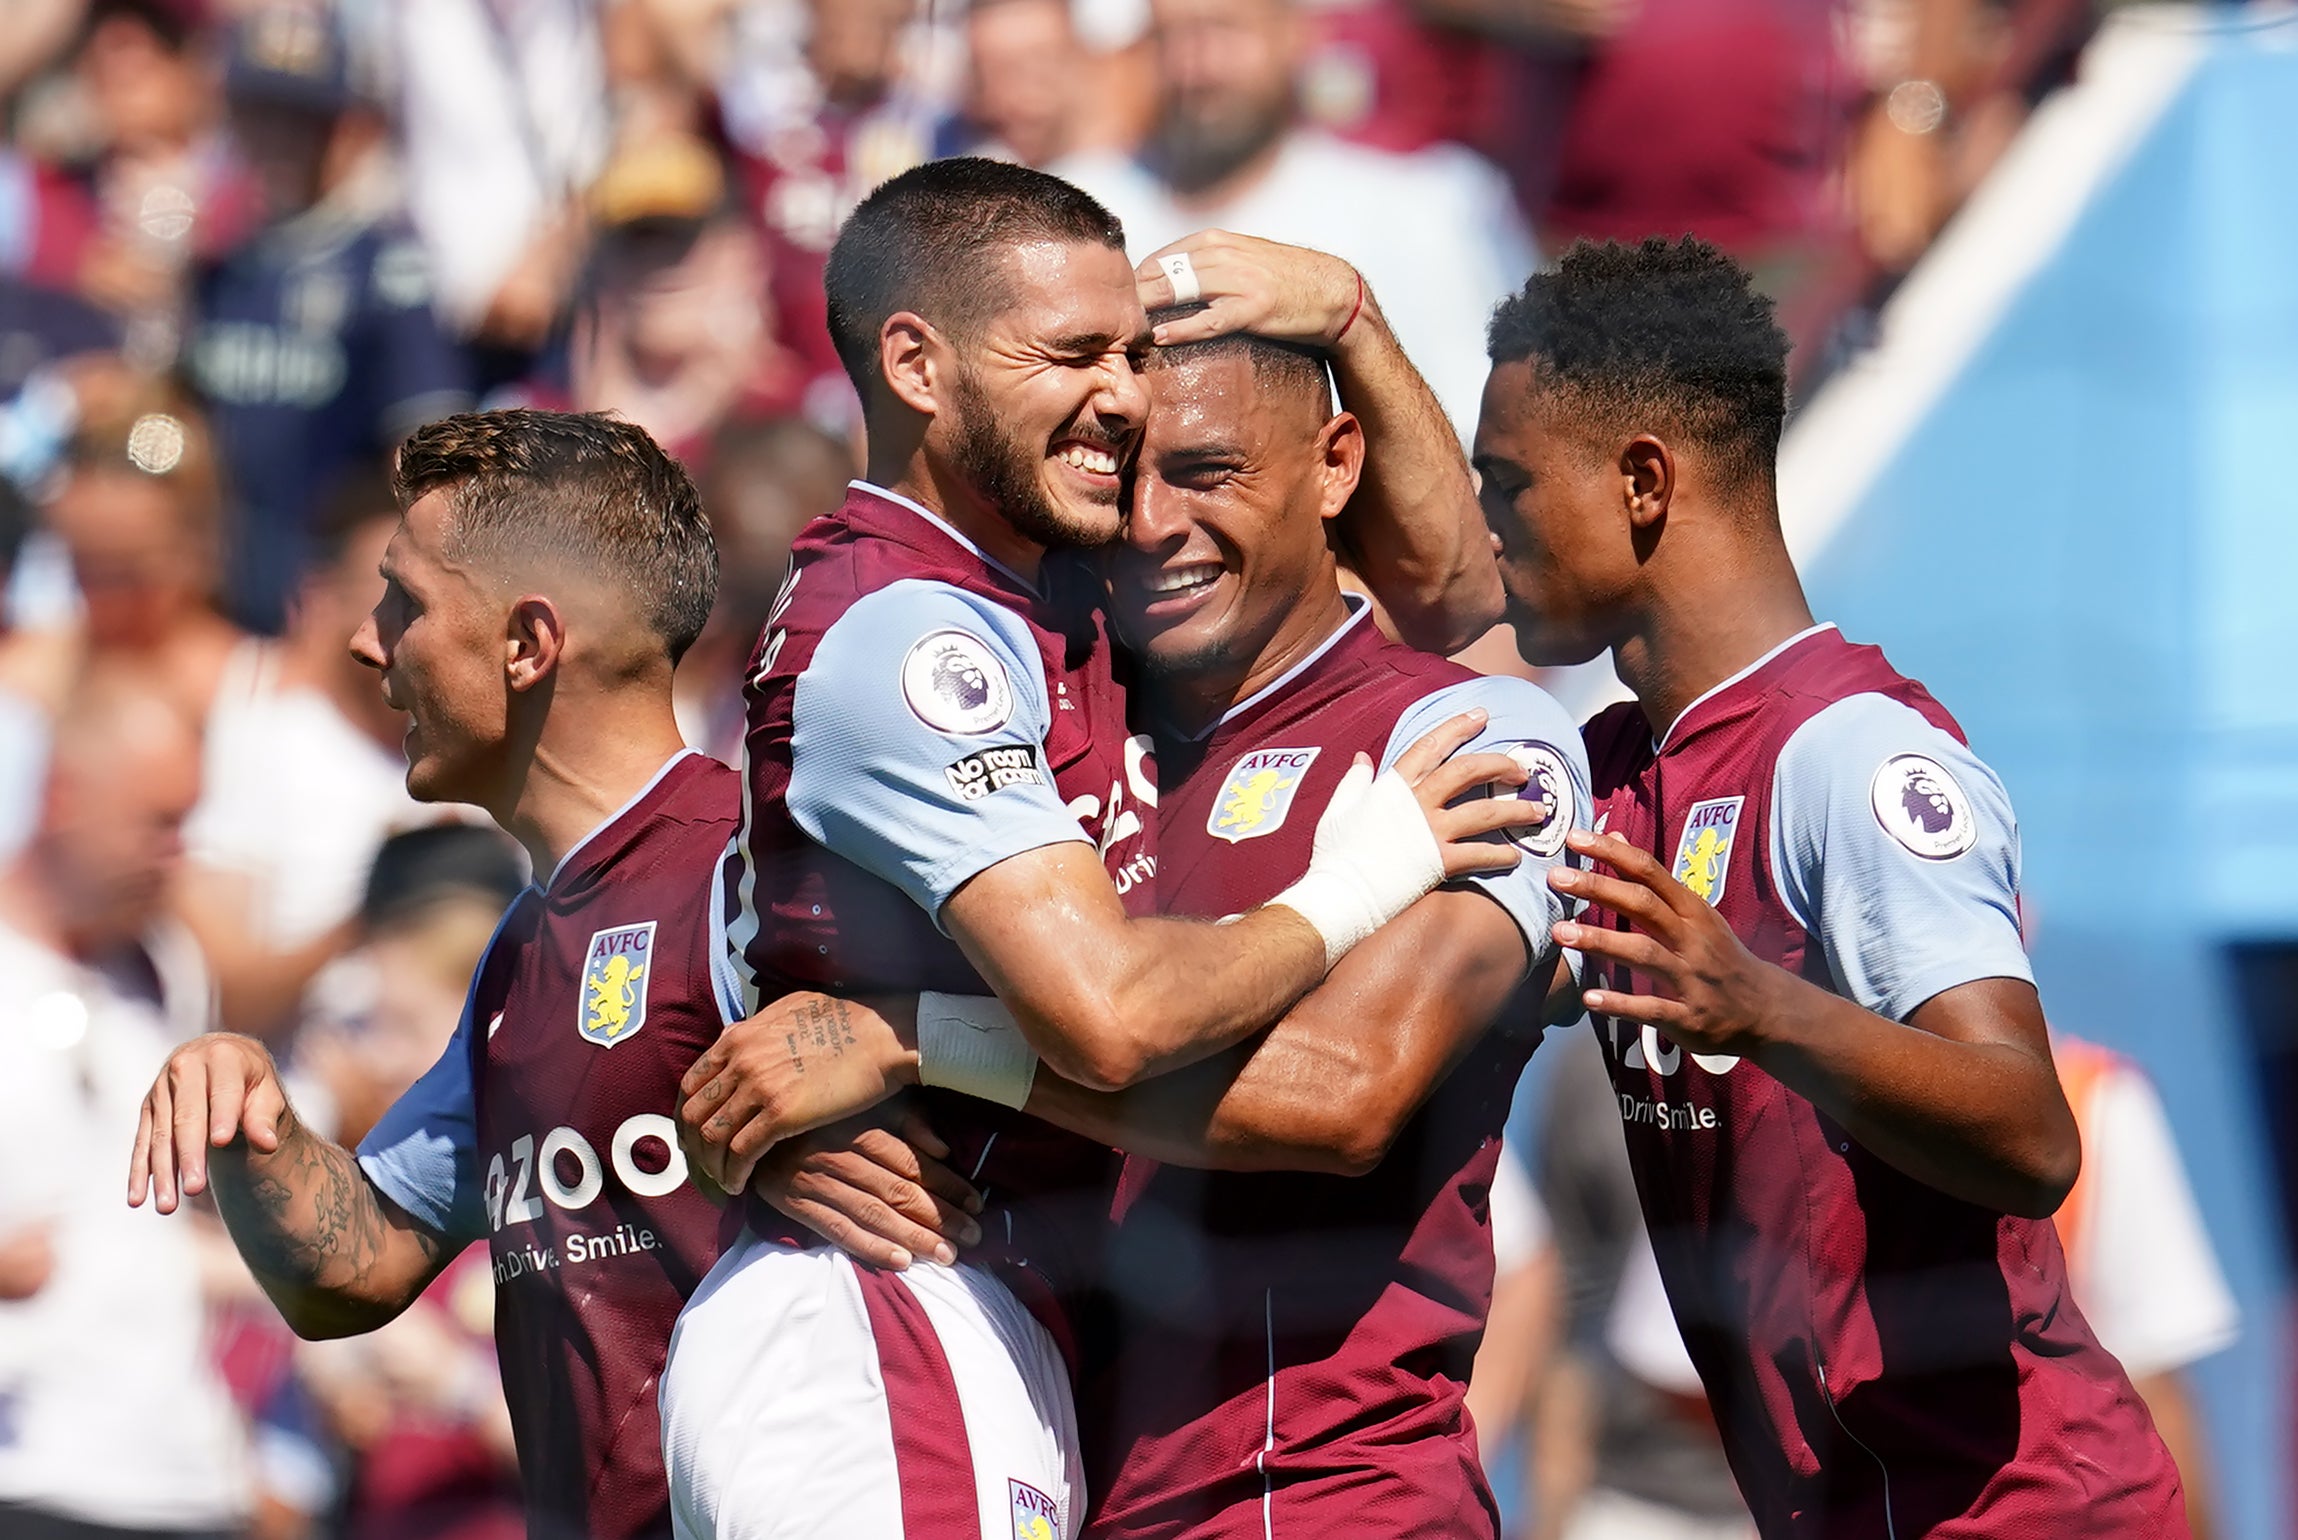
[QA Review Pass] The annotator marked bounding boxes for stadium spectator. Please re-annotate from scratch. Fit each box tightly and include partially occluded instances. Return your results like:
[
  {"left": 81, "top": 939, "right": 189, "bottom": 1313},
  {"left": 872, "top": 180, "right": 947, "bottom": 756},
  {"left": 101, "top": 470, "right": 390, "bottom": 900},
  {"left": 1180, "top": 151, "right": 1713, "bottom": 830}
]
[
  {"left": 176, "top": 468, "right": 438, "bottom": 1040},
  {"left": 1057, "top": 0, "right": 1534, "bottom": 436},
  {"left": 43, "top": 381, "right": 246, "bottom": 723},
  {"left": 1464, "top": 1140, "right": 1562, "bottom": 1480},
  {"left": 33, "top": 0, "right": 260, "bottom": 362},
  {"left": 541, "top": 133, "right": 820, "bottom": 459},
  {"left": 938, "top": 0, "right": 1090, "bottom": 167},
  {"left": 675, "top": 413, "right": 854, "bottom": 763},
  {"left": 723, "top": 0, "right": 941, "bottom": 418},
  {"left": 185, "top": 3, "right": 472, "bottom": 634},
  {"left": 2050, "top": 1034, "right": 2240, "bottom": 1539},
  {"left": 389, "top": 0, "right": 606, "bottom": 360},
  {"left": 0, "top": 671, "right": 251, "bottom": 1540}
]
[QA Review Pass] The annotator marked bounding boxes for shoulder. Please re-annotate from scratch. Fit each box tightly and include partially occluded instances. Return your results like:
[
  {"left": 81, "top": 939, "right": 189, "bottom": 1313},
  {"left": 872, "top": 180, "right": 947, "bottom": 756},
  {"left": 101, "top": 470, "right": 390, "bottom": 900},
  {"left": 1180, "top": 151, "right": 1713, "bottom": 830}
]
[
  {"left": 1775, "top": 691, "right": 2011, "bottom": 861},
  {"left": 805, "top": 580, "right": 1050, "bottom": 722},
  {"left": 1389, "top": 671, "right": 1583, "bottom": 759}
]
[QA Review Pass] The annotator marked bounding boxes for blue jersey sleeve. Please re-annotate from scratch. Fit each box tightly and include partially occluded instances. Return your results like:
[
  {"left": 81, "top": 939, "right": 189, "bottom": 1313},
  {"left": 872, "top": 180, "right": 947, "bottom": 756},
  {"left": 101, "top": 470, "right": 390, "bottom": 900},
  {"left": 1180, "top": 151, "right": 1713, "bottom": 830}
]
[
  {"left": 788, "top": 579, "right": 1093, "bottom": 925},
  {"left": 1769, "top": 693, "right": 2034, "bottom": 1022},
  {"left": 360, "top": 232, "right": 473, "bottom": 439},
  {"left": 355, "top": 992, "right": 488, "bottom": 1245},
  {"left": 1378, "top": 674, "right": 1591, "bottom": 961}
]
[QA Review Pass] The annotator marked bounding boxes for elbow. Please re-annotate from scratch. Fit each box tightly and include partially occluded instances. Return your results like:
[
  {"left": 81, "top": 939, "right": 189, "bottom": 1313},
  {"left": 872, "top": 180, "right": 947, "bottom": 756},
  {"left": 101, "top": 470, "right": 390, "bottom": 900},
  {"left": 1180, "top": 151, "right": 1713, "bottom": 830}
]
[
  {"left": 1292, "top": 1094, "right": 1411, "bottom": 1178},
  {"left": 2009, "top": 1130, "right": 2082, "bottom": 1221},
  {"left": 1034, "top": 1008, "right": 1160, "bottom": 1095}
]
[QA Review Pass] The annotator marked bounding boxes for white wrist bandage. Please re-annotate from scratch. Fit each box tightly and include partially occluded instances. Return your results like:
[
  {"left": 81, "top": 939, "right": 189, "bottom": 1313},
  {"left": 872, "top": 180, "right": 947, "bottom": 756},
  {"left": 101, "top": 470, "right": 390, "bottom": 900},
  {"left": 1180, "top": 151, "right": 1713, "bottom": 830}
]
[
  {"left": 1269, "top": 761, "right": 1445, "bottom": 970},
  {"left": 915, "top": 992, "right": 1039, "bottom": 1109}
]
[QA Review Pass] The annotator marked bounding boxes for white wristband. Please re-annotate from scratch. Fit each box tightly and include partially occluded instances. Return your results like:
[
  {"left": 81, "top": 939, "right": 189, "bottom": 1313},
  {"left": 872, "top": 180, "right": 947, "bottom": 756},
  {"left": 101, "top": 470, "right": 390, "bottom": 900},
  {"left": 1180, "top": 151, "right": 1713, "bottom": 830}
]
[{"left": 916, "top": 992, "right": 1039, "bottom": 1109}]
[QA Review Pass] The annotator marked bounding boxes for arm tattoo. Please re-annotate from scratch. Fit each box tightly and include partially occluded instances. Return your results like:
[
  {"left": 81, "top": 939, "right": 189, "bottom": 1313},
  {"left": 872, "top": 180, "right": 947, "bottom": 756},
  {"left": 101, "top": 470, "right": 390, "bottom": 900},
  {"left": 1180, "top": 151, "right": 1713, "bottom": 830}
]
[{"left": 210, "top": 1106, "right": 445, "bottom": 1297}]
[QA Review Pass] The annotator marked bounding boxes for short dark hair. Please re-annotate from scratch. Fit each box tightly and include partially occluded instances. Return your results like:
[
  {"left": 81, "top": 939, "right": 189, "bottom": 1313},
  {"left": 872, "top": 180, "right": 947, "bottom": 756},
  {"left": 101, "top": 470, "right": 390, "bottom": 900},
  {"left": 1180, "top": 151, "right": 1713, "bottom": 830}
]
[
  {"left": 824, "top": 157, "right": 1126, "bottom": 395},
  {"left": 392, "top": 409, "right": 717, "bottom": 664},
  {"left": 1486, "top": 237, "right": 1788, "bottom": 495},
  {"left": 1144, "top": 304, "right": 1332, "bottom": 416}
]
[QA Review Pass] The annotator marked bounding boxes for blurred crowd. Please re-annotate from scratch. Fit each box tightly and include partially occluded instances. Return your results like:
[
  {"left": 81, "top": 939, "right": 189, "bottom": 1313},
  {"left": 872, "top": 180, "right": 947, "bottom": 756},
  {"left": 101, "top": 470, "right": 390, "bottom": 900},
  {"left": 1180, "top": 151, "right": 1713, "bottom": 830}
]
[{"left": 0, "top": 1, "right": 2165, "bottom": 1538}]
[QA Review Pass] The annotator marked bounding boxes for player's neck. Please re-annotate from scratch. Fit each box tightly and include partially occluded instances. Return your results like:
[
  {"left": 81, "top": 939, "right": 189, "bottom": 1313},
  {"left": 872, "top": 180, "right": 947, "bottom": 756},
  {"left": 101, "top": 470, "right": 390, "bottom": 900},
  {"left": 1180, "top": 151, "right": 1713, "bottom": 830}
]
[
  {"left": 1615, "top": 540, "right": 1816, "bottom": 743},
  {"left": 497, "top": 699, "right": 692, "bottom": 884},
  {"left": 864, "top": 448, "right": 1047, "bottom": 585}
]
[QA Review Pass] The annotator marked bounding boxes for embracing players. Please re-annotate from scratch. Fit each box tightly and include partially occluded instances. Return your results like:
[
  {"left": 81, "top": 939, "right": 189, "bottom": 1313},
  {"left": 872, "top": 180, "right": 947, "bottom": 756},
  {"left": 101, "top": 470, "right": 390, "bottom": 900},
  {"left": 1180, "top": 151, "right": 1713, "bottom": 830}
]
[
  {"left": 1480, "top": 239, "right": 2190, "bottom": 1536},
  {"left": 661, "top": 158, "right": 1534, "bottom": 1540},
  {"left": 129, "top": 411, "right": 736, "bottom": 1540},
  {"left": 679, "top": 233, "right": 1591, "bottom": 1537}
]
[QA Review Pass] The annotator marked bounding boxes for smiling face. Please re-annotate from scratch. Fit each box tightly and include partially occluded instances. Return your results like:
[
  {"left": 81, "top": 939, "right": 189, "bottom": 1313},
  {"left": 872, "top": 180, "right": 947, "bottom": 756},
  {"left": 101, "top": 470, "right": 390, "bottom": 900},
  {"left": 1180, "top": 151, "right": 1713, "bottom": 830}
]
[
  {"left": 1107, "top": 345, "right": 1355, "bottom": 689},
  {"left": 1472, "top": 360, "right": 1646, "bottom": 668},
  {"left": 930, "top": 237, "right": 1150, "bottom": 551},
  {"left": 349, "top": 490, "right": 512, "bottom": 806}
]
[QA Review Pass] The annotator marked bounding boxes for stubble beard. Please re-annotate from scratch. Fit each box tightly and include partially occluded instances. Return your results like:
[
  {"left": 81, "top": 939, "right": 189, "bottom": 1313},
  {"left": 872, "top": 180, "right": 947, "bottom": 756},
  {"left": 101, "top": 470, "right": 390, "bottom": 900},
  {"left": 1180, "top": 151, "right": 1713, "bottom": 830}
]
[{"left": 949, "top": 364, "right": 1118, "bottom": 552}]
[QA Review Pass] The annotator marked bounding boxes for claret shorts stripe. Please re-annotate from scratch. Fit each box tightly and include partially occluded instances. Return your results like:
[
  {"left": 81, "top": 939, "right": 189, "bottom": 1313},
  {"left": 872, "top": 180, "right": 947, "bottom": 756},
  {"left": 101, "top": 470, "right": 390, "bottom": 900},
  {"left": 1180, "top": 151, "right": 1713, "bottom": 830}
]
[{"left": 662, "top": 1231, "right": 1082, "bottom": 1540}]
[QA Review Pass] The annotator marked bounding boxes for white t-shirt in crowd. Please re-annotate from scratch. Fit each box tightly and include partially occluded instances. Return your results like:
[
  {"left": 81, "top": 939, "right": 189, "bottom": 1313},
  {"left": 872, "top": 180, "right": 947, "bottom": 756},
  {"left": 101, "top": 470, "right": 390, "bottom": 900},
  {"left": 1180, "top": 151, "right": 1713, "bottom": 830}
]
[
  {"left": 2058, "top": 1050, "right": 2240, "bottom": 1380},
  {"left": 185, "top": 642, "right": 430, "bottom": 951},
  {"left": 0, "top": 925, "right": 250, "bottom": 1529},
  {"left": 1055, "top": 131, "right": 1537, "bottom": 439}
]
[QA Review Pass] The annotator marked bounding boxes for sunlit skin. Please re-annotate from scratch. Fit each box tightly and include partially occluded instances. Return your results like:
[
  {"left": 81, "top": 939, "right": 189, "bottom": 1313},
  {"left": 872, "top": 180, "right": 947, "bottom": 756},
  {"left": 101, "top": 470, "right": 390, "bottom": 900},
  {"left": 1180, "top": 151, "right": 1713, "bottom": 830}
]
[
  {"left": 1470, "top": 359, "right": 1653, "bottom": 672},
  {"left": 347, "top": 492, "right": 518, "bottom": 809},
  {"left": 880, "top": 237, "right": 1152, "bottom": 576},
  {"left": 1107, "top": 347, "right": 1361, "bottom": 731}
]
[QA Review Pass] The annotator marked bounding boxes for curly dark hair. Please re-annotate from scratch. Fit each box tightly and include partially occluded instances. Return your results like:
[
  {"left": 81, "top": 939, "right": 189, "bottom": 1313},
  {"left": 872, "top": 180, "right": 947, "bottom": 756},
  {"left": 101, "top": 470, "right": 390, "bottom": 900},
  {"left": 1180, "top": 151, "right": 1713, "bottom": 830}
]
[
  {"left": 1486, "top": 237, "right": 1788, "bottom": 496},
  {"left": 393, "top": 409, "right": 717, "bottom": 664},
  {"left": 826, "top": 157, "right": 1126, "bottom": 397}
]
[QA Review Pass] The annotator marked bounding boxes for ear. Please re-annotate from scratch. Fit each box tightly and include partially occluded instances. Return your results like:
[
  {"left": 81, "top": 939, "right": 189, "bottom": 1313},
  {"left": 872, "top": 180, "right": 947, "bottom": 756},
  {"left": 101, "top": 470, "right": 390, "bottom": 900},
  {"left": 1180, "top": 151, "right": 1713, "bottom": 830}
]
[
  {"left": 880, "top": 312, "right": 945, "bottom": 419},
  {"left": 505, "top": 595, "right": 568, "bottom": 694},
  {"left": 1314, "top": 410, "right": 1366, "bottom": 522},
  {"left": 1620, "top": 433, "right": 1675, "bottom": 533}
]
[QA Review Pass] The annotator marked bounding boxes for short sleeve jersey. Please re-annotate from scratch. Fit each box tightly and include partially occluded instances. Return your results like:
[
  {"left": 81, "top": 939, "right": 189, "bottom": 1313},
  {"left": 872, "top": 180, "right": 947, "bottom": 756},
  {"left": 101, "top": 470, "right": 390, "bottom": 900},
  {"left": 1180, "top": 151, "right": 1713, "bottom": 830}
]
[
  {"left": 1576, "top": 625, "right": 2187, "bottom": 1539},
  {"left": 722, "top": 482, "right": 1156, "bottom": 1320},
  {"left": 359, "top": 752, "right": 735, "bottom": 1540},
  {"left": 1082, "top": 606, "right": 1590, "bottom": 1540}
]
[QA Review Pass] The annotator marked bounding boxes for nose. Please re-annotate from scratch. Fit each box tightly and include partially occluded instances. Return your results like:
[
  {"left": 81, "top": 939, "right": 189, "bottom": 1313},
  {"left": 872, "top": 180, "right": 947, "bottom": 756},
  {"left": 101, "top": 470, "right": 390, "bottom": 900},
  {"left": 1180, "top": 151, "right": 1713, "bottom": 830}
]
[
  {"left": 349, "top": 610, "right": 385, "bottom": 671},
  {"left": 1126, "top": 467, "right": 1190, "bottom": 553},
  {"left": 1092, "top": 345, "right": 1150, "bottom": 442}
]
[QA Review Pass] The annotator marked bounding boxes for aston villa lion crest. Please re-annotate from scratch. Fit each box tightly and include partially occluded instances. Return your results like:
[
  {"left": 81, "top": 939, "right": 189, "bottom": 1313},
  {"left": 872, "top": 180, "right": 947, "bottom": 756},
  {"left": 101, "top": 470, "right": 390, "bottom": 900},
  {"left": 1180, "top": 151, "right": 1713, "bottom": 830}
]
[
  {"left": 1207, "top": 746, "right": 1320, "bottom": 843},
  {"left": 580, "top": 921, "right": 656, "bottom": 1047}
]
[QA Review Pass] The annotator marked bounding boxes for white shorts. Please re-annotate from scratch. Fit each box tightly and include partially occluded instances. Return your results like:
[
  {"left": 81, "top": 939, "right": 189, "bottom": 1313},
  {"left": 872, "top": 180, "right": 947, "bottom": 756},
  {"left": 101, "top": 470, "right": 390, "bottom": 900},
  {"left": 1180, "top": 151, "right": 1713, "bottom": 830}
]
[{"left": 662, "top": 1229, "right": 1082, "bottom": 1540}]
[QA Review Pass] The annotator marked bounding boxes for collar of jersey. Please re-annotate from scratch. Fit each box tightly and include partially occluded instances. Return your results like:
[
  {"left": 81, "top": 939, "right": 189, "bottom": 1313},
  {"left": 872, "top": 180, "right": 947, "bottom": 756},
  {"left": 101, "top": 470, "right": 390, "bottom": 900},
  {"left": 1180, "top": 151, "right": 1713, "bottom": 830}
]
[
  {"left": 848, "top": 479, "right": 1041, "bottom": 597},
  {"left": 1654, "top": 622, "right": 1840, "bottom": 753},
  {"left": 1167, "top": 592, "right": 1373, "bottom": 744},
  {"left": 535, "top": 748, "right": 698, "bottom": 893}
]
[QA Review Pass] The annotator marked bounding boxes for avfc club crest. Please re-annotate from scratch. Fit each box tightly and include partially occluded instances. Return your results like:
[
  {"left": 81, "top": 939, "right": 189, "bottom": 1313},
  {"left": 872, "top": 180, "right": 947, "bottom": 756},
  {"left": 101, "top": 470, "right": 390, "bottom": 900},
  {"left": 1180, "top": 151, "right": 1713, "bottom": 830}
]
[
  {"left": 1208, "top": 747, "right": 1320, "bottom": 843},
  {"left": 580, "top": 921, "right": 656, "bottom": 1047},
  {"left": 1670, "top": 797, "right": 1745, "bottom": 906},
  {"left": 1008, "top": 1480, "right": 1059, "bottom": 1540},
  {"left": 1870, "top": 753, "right": 1977, "bottom": 860}
]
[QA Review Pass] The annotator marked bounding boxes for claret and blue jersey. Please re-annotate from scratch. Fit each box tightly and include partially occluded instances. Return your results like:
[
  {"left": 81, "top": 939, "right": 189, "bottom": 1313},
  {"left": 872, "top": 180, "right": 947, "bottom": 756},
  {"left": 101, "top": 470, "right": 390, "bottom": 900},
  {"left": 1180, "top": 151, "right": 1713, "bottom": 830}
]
[
  {"left": 1577, "top": 623, "right": 2187, "bottom": 1539},
  {"left": 721, "top": 479, "right": 1157, "bottom": 1303},
  {"left": 1084, "top": 600, "right": 1593, "bottom": 1540}
]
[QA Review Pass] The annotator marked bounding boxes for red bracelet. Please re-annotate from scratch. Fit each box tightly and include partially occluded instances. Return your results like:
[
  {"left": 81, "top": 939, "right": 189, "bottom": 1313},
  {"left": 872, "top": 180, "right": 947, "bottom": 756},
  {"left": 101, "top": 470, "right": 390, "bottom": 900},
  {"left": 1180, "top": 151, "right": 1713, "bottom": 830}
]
[{"left": 1335, "top": 270, "right": 1366, "bottom": 342}]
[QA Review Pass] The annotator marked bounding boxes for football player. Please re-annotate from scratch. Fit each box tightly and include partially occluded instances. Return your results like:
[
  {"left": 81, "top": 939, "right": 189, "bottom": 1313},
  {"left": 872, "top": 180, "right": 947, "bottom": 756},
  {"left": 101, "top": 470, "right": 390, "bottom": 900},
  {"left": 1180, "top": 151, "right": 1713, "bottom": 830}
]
[
  {"left": 129, "top": 410, "right": 751, "bottom": 1540},
  {"left": 1491, "top": 239, "right": 2188, "bottom": 1536}
]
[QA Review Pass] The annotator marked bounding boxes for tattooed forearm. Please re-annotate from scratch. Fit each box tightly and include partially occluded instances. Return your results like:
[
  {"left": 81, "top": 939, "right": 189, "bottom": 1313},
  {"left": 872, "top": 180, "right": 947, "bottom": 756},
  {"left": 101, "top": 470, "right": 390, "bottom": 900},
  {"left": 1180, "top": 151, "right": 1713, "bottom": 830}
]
[{"left": 208, "top": 1106, "right": 446, "bottom": 1334}]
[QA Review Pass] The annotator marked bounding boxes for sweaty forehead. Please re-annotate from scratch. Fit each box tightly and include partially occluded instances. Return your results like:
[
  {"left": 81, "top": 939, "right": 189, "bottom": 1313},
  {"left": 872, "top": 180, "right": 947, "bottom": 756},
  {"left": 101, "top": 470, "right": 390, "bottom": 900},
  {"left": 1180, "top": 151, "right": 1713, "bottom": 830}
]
[{"left": 1145, "top": 344, "right": 1322, "bottom": 451}]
